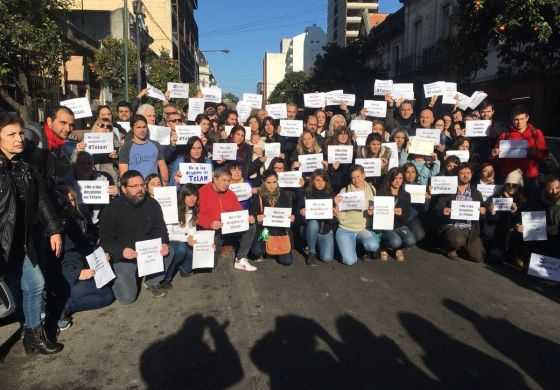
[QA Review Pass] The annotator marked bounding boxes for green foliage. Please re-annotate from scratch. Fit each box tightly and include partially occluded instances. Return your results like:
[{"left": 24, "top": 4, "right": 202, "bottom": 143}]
[
  {"left": 223, "top": 92, "right": 239, "bottom": 104},
  {"left": 268, "top": 72, "right": 309, "bottom": 105}
]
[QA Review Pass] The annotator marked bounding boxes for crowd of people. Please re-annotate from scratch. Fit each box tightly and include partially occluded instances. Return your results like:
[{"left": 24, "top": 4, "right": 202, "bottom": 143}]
[{"left": 0, "top": 84, "right": 558, "bottom": 356}]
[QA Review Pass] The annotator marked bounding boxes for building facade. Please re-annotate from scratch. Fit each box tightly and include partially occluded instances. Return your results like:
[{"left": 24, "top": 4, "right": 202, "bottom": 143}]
[
  {"left": 263, "top": 25, "right": 327, "bottom": 101},
  {"left": 328, "top": 0, "right": 379, "bottom": 47}
]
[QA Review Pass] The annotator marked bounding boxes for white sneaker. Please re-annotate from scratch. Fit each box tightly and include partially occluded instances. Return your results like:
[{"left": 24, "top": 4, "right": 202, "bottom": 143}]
[{"left": 234, "top": 258, "right": 257, "bottom": 272}]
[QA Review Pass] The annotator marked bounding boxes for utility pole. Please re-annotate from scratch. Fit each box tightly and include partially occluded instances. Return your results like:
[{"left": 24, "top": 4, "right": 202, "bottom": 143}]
[
  {"left": 123, "top": 0, "right": 129, "bottom": 101},
  {"left": 133, "top": 0, "right": 143, "bottom": 92}
]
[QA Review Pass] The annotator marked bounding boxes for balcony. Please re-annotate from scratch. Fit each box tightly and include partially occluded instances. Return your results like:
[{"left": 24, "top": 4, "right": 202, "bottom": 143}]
[{"left": 397, "top": 41, "right": 450, "bottom": 77}]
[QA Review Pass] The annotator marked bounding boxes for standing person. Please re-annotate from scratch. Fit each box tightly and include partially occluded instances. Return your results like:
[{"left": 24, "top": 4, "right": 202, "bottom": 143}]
[
  {"left": 0, "top": 112, "right": 64, "bottom": 354},
  {"left": 478, "top": 100, "right": 505, "bottom": 158},
  {"left": 137, "top": 104, "right": 157, "bottom": 125},
  {"left": 390, "top": 129, "right": 410, "bottom": 167},
  {"left": 314, "top": 109, "right": 328, "bottom": 141},
  {"left": 324, "top": 126, "right": 355, "bottom": 192},
  {"left": 99, "top": 170, "right": 173, "bottom": 302},
  {"left": 357, "top": 133, "right": 392, "bottom": 183},
  {"left": 384, "top": 98, "right": 417, "bottom": 134},
  {"left": 334, "top": 165, "right": 380, "bottom": 265},
  {"left": 118, "top": 115, "right": 169, "bottom": 184},
  {"left": 434, "top": 163, "right": 487, "bottom": 262},
  {"left": 260, "top": 117, "right": 281, "bottom": 143},
  {"left": 116, "top": 101, "right": 132, "bottom": 122},
  {"left": 197, "top": 167, "right": 257, "bottom": 271}
]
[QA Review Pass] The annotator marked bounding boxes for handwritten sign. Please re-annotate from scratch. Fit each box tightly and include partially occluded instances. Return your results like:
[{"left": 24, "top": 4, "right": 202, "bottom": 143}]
[
  {"left": 264, "top": 142, "right": 281, "bottom": 158},
  {"left": 446, "top": 150, "right": 470, "bottom": 163},
  {"left": 391, "top": 83, "right": 414, "bottom": 100},
  {"left": 350, "top": 120, "right": 372, "bottom": 146},
  {"left": 451, "top": 200, "right": 480, "bottom": 221},
  {"left": 424, "top": 81, "right": 446, "bottom": 98},
  {"left": 187, "top": 98, "right": 205, "bottom": 121},
  {"left": 328, "top": 145, "right": 354, "bottom": 164},
  {"left": 325, "top": 90, "right": 344, "bottom": 106},
  {"left": 84, "top": 132, "right": 113, "bottom": 155},
  {"left": 60, "top": 97, "right": 92, "bottom": 119},
  {"left": 221, "top": 210, "right": 249, "bottom": 234},
  {"left": 229, "top": 182, "right": 252, "bottom": 202},
  {"left": 236, "top": 101, "right": 252, "bottom": 123},
  {"left": 528, "top": 253, "right": 560, "bottom": 282},
  {"left": 265, "top": 103, "right": 288, "bottom": 120},
  {"left": 278, "top": 171, "right": 302, "bottom": 188},
  {"left": 522, "top": 211, "right": 547, "bottom": 241},
  {"left": 383, "top": 142, "right": 399, "bottom": 170},
  {"left": 477, "top": 184, "right": 501, "bottom": 201},
  {"left": 305, "top": 199, "right": 333, "bottom": 220},
  {"left": 363, "top": 100, "right": 387, "bottom": 118},
  {"left": 416, "top": 128, "right": 442, "bottom": 145},
  {"left": 298, "top": 153, "right": 324, "bottom": 173},
  {"left": 405, "top": 184, "right": 427, "bottom": 204},
  {"left": 167, "top": 82, "right": 189, "bottom": 99},
  {"left": 374, "top": 79, "right": 393, "bottom": 96},
  {"left": 465, "top": 120, "right": 491, "bottom": 137},
  {"left": 135, "top": 238, "right": 164, "bottom": 277},
  {"left": 338, "top": 191, "right": 365, "bottom": 211},
  {"left": 148, "top": 125, "right": 171, "bottom": 145},
  {"left": 179, "top": 163, "right": 212, "bottom": 184},
  {"left": 431, "top": 176, "right": 458, "bottom": 195},
  {"left": 408, "top": 137, "right": 435, "bottom": 156},
  {"left": 146, "top": 82, "right": 166, "bottom": 101},
  {"left": 355, "top": 158, "right": 381, "bottom": 177},
  {"left": 499, "top": 140, "right": 528, "bottom": 159},
  {"left": 242, "top": 93, "right": 262, "bottom": 109},
  {"left": 492, "top": 197, "right": 513, "bottom": 211},
  {"left": 304, "top": 92, "right": 326, "bottom": 108},
  {"left": 202, "top": 87, "right": 222, "bottom": 103},
  {"left": 153, "top": 186, "right": 179, "bottom": 225},
  {"left": 279, "top": 120, "right": 303, "bottom": 137},
  {"left": 441, "top": 82, "right": 458, "bottom": 105},
  {"left": 175, "top": 125, "right": 201, "bottom": 145},
  {"left": 263, "top": 207, "right": 292, "bottom": 228},
  {"left": 85, "top": 247, "right": 115, "bottom": 288},
  {"left": 468, "top": 91, "right": 488, "bottom": 109},
  {"left": 372, "top": 196, "right": 395, "bottom": 230},
  {"left": 78, "top": 181, "right": 109, "bottom": 204},
  {"left": 192, "top": 231, "right": 216, "bottom": 269},
  {"left": 212, "top": 143, "right": 237, "bottom": 161}
]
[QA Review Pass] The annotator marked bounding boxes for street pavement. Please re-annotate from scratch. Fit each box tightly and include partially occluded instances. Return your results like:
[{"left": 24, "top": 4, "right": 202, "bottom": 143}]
[{"left": 1, "top": 247, "right": 559, "bottom": 389}]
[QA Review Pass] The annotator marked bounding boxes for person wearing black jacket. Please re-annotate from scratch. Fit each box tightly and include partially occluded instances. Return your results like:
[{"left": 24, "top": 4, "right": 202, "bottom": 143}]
[
  {"left": 0, "top": 112, "right": 63, "bottom": 355},
  {"left": 298, "top": 170, "right": 336, "bottom": 266},
  {"left": 434, "top": 163, "right": 487, "bottom": 262},
  {"left": 99, "top": 170, "right": 173, "bottom": 303},
  {"left": 377, "top": 168, "right": 417, "bottom": 262},
  {"left": 250, "top": 170, "right": 295, "bottom": 266}
]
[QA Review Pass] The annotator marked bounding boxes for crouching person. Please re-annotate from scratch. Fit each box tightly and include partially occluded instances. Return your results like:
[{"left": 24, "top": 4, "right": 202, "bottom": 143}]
[{"left": 99, "top": 170, "right": 174, "bottom": 303}]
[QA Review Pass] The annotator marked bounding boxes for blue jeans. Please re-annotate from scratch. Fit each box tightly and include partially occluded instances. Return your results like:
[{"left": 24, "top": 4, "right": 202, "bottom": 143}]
[
  {"left": 306, "top": 220, "right": 334, "bottom": 262},
  {"left": 5, "top": 256, "right": 45, "bottom": 329},
  {"left": 66, "top": 279, "right": 114, "bottom": 314},
  {"left": 381, "top": 226, "right": 417, "bottom": 250},
  {"left": 166, "top": 241, "right": 193, "bottom": 281},
  {"left": 336, "top": 227, "right": 380, "bottom": 266}
]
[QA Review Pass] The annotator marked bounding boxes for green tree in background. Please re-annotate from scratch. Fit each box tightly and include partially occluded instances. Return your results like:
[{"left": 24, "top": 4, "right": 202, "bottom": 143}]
[
  {"left": 268, "top": 72, "right": 309, "bottom": 105},
  {"left": 223, "top": 92, "right": 239, "bottom": 105},
  {"left": 0, "top": 0, "right": 69, "bottom": 121}
]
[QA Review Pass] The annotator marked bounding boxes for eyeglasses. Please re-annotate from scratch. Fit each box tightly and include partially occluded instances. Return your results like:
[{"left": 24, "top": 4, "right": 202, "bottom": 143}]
[{"left": 98, "top": 123, "right": 113, "bottom": 130}]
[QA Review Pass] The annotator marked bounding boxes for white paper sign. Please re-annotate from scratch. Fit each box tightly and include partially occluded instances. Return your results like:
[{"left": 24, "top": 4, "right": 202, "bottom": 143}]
[
  {"left": 408, "top": 137, "right": 435, "bottom": 156},
  {"left": 522, "top": 211, "right": 547, "bottom": 241},
  {"left": 298, "top": 153, "right": 324, "bottom": 173},
  {"left": 149, "top": 125, "right": 171, "bottom": 145},
  {"left": 229, "top": 182, "right": 252, "bottom": 202},
  {"left": 167, "top": 82, "right": 189, "bottom": 99},
  {"left": 84, "top": 132, "right": 114, "bottom": 155},
  {"left": 202, "top": 87, "right": 222, "bottom": 103},
  {"left": 383, "top": 142, "right": 399, "bottom": 170},
  {"left": 391, "top": 83, "right": 415, "bottom": 100},
  {"left": 469, "top": 91, "right": 488, "bottom": 109},
  {"left": 492, "top": 197, "right": 514, "bottom": 211},
  {"left": 325, "top": 90, "right": 344, "bottom": 106},
  {"left": 431, "top": 176, "right": 458, "bottom": 195},
  {"left": 456, "top": 92, "right": 472, "bottom": 111},
  {"left": 363, "top": 100, "right": 387, "bottom": 118},
  {"left": 350, "top": 120, "right": 372, "bottom": 146},
  {"left": 135, "top": 238, "right": 164, "bottom": 277},
  {"left": 264, "top": 142, "right": 281, "bottom": 158},
  {"left": 446, "top": 150, "right": 470, "bottom": 163},
  {"left": 424, "top": 81, "right": 446, "bottom": 98},
  {"left": 265, "top": 103, "right": 288, "bottom": 120},
  {"left": 499, "top": 140, "right": 528, "bottom": 159},
  {"left": 528, "top": 253, "right": 560, "bottom": 282},
  {"left": 153, "top": 186, "right": 179, "bottom": 225},
  {"left": 263, "top": 207, "right": 292, "bottom": 228},
  {"left": 242, "top": 93, "right": 263, "bottom": 109},
  {"left": 175, "top": 125, "right": 201, "bottom": 145},
  {"left": 416, "top": 128, "right": 442, "bottom": 145},
  {"left": 117, "top": 121, "right": 131, "bottom": 132},
  {"left": 146, "top": 83, "right": 166, "bottom": 101},
  {"left": 441, "top": 82, "right": 458, "bottom": 105},
  {"left": 374, "top": 79, "right": 394, "bottom": 96},
  {"left": 212, "top": 143, "right": 237, "bottom": 161},
  {"left": 338, "top": 191, "right": 366, "bottom": 211},
  {"left": 304, "top": 93, "right": 326, "bottom": 108},
  {"left": 187, "top": 98, "right": 205, "bottom": 121},
  {"left": 305, "top": 199, "right": 333, "bottom": 220},
  {"left": 221, "top": 210, "right": 249, "bottom": 234},
  {"left": 328, "top": 145, "right": 354, "bottom": 164},
  {"left": 78, "top": 181, "right": 109, "bottom": 204},
  {"left": 451, "top": 200, "right": 480, "bottom": 221},
  {"left": 339, "top": 94, "right": 356, "bottom": 106},
  {"left": 85, "top": 247, "right": 115, "bottom": 288},
  {"left": 179, "top": 163, "right": 212, "bottom": 184},
  {"left": 465, "top": 120, "right": 491, "bottom": 137},
  {"left": 477, "top": 184, "right": 501, "bottom": 201},
  {"left": 236, "top": 101, "right": 252, "bottom": 123},
  {"left": 60, "top": 97, "right": 92, "bottom": 119},
  {"left": 355, "top": 158, "right": 381, "bottom": 177},
  {"left": 192, "top": 230, "right": 215, "bottom": 269},
  {"left": 279, "top": 120, "right": 303, "bottom": 137},
  {"left": 405, "top": 184, "right": 427, "bottom": 204},
  {"left": 278, "top": 171, "right": 302, "bottom": 188},
  {"left": 373, "top": 196, "right": 395, "bottom": 230}
]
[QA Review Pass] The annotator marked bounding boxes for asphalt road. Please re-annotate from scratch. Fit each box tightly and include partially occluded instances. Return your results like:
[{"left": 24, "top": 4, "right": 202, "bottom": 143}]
[{"left": 1, "top": 247, "right": 559, "bottom": 390}]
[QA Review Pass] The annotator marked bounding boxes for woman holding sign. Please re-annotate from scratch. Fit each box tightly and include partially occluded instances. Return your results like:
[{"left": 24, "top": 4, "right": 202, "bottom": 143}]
[
  {"left": 249, "top": 170, "right": 295, "bottom": 265},
  {"left": 325, "top": 127, "right": 356, "bottom": 192},
  {"left": 260, "top": 117, "right": 282, "bottom": 144}
]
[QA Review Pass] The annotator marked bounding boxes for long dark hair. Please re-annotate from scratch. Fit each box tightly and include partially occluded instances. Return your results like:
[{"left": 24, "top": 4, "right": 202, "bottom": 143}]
[
  {"left": 185, "top": 136, "right": 206, "bottom": 163},
  {"left": 402, "top": 162, "right": 419, "bottom": 184},
  {"left": 380, "top": 167, "right": 404, "bottom": 194},
  {"left": 260, "top": 116, "right": 277, "bottom": 137},
  {"left": 178, "top": 184, "right": 198, "bottom": 227},
  {"left": 305, "top": 169, "right": 332, "bottom": 196}
]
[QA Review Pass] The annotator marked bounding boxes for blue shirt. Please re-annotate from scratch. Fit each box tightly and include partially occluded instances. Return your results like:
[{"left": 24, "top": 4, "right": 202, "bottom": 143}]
[{"left": 119, "top": 140, "right": 162, "bottom": 178}]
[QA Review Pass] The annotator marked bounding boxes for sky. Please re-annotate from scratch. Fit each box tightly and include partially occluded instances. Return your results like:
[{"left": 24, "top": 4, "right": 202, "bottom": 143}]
[{"left": 196, "top": 0, "right": 402, "bottom": 98}]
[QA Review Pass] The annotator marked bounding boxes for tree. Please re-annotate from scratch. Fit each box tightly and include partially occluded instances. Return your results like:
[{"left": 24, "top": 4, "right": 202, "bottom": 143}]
[
  {"left": 223, "top": 92, "right": 239, "bottom": 105},
  {"left": 0, "top": 0, "right": 70, "bottom": 121},
  {"left": 268, "top": 72, "right": 309, "bottom": 105}
]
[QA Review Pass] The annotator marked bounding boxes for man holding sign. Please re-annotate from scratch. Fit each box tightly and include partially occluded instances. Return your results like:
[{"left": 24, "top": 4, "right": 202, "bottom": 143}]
[
  {"left": 198, "top": 167, "right": 257, "bottom": 272},
  {"left": 99, "top": 171, "right": 174, "bottom": 303},
  {"left": 434, "top": 163, "right": 487, "bottom": 262}
]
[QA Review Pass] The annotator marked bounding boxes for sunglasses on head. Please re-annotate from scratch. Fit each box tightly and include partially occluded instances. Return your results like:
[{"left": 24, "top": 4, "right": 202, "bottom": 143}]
[{"left": 98, "top": 123, "right": 113, "bottom": 130}]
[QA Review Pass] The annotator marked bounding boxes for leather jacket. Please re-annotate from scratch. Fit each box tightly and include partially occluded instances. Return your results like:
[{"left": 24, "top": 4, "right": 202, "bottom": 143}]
[{"left": 0, "top": 152, "right": 61, "bottom": 267}]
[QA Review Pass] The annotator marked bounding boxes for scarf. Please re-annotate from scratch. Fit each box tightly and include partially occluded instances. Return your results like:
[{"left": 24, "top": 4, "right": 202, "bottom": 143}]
[
  {"left": 44, "top": 122, "right": 65, "bottom": 150},
  {"left": 258, "top": 186, "right": 280, "bottom": 208}
]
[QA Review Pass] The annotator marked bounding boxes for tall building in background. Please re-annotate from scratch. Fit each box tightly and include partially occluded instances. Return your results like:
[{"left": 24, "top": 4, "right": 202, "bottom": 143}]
[
  {"left": 328, "top": 0, "right": 379, "bottom": 46},
  {"left": 263, "top": 25, "right": 327, "bottom": 101}
]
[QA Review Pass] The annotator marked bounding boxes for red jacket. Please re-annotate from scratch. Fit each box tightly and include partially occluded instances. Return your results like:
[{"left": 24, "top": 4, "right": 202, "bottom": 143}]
[
  {"left": 197, "top": 182, "right": 241, "bottom": 229},
  {"left": 495, "top": 124, "right": 548, "bottom": 179}
]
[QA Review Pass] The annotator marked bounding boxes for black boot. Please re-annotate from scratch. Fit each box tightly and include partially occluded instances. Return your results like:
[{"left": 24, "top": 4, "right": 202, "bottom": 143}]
[{"left": 23, "top": 326, "right": 64, "bottom": 355}]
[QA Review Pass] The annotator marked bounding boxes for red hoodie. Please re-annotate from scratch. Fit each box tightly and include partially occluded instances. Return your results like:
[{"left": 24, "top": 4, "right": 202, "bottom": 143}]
[
  {"left": 197, "top": 182, "right": 242, "bottom": 229},
  {"left": 495, "top": 124, "right": 548, "bottom": 179}
]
